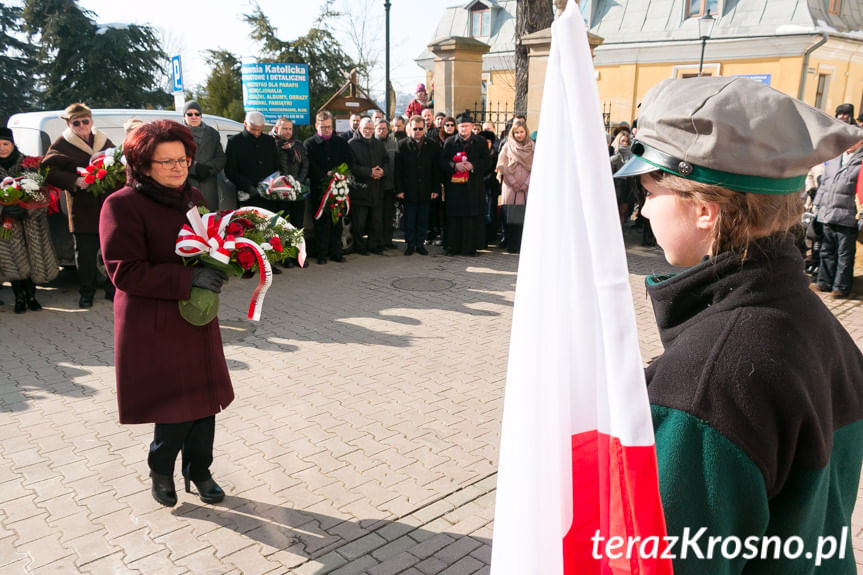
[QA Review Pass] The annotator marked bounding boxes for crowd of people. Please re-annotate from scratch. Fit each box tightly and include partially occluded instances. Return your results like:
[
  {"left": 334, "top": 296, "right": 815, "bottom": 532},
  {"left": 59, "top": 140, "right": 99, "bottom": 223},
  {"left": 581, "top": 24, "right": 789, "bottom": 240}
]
[
  {"left": 0, "top": 98, "right": 537, "bottom": 313},
  {"left": 218, "top": 90, "right": 535, "bottom": 266}
]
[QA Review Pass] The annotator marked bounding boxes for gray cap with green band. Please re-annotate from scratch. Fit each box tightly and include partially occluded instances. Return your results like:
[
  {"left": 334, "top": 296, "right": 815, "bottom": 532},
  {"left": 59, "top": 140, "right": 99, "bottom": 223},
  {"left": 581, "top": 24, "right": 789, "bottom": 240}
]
[{"left": 614, "top": 77, "right": 863, "bottom": 194}]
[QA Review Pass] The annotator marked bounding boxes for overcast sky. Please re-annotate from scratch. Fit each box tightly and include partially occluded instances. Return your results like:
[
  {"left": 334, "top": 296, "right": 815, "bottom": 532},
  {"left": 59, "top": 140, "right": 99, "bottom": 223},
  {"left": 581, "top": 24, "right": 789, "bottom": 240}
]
[{"left": 77, "top": 0, "right": 457, "bottom": 97}]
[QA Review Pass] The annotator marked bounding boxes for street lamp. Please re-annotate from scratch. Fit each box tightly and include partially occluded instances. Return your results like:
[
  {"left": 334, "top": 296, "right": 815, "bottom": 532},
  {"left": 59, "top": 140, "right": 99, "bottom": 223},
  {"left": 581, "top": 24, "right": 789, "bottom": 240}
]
[
  {"left": 697, "top": 10, "right": 715, "bottom": 77},
  {"left": 385, "top": 0, "right": 392, "bottom": 118}
]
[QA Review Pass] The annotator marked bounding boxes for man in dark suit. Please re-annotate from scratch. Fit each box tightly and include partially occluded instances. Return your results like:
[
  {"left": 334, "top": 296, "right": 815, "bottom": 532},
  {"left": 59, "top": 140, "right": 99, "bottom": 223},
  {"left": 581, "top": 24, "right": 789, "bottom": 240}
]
[
  {"left": 225, "top": 111, "right": 279, "bottom": 208},
  {"left": 304, "top": 111, "right": 353, "bottom": 264},
  {"left": 440, "top": 113, "right": 490, "bottom": 256},
  {"left": 340, "top": 113, "right": 362, "bottom": 141},
  {"left": 347, "top": 117, "right": 389, "bottom": 255},
  {"left": 396, "top": 115, "right": 440, "bottom": 255}
]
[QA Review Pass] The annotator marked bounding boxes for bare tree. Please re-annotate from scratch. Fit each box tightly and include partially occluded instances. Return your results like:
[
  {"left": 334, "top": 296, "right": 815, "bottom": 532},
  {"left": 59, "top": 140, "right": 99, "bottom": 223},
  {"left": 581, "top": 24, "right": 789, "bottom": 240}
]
[
  {"left": 514, "top": 0, "right": 554, "bottom": 115},
  {"left": 338, "top": 0, "right": 382, "bottom": 100}
]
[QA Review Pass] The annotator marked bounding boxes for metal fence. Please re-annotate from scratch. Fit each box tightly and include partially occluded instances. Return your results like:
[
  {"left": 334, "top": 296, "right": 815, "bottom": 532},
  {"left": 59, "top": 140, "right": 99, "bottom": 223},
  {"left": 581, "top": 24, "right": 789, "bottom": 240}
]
[{"left": 464, "top": 100, "right": 615, "bottom": 137}]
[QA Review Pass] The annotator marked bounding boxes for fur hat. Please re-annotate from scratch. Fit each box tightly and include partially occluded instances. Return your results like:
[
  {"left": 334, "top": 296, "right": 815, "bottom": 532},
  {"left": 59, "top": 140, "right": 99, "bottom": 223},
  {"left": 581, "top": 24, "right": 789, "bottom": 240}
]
[{"left": 60, "top": 103, "right": 92, "bottom": 120}]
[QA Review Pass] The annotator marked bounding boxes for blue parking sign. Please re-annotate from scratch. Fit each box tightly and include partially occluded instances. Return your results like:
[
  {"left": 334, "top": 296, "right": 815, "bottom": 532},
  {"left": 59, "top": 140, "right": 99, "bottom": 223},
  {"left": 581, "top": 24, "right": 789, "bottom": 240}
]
[{"left": 171, "top": 55, "right": 183, "bottom": 93}]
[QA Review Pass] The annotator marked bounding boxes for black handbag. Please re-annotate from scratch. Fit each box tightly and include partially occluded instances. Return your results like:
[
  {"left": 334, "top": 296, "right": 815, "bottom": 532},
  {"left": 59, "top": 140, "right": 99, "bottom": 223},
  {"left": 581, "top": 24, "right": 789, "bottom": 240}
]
[{"left": 502, "top": 191, "right": 526, "bottom": 226}]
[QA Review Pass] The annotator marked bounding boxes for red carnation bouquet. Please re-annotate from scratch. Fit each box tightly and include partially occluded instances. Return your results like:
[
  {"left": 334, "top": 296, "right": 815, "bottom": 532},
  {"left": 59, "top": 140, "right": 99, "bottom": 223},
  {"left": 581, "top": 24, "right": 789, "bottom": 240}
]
[
  {"left": 451, "top": 152, "right": 469, "bottom": 184},
  {"left": 77, "top": 147, "right": 126, "bottom": 197},
  {"left": 175, "top": 206, "right": 306, "bottom": 325}
]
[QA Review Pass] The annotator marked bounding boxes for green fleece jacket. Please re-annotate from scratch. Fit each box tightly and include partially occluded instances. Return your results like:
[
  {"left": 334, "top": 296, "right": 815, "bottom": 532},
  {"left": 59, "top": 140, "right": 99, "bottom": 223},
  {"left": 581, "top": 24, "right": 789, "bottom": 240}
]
[{"left": 646, "top": 235, "right": 863, "bottom": 574}]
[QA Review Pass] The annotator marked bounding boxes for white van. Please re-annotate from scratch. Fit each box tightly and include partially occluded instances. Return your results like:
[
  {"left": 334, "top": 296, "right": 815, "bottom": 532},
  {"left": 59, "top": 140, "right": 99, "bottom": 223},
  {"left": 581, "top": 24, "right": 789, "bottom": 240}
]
[{"left": 6, "top": 109, "right": 245, "bottom": 266}]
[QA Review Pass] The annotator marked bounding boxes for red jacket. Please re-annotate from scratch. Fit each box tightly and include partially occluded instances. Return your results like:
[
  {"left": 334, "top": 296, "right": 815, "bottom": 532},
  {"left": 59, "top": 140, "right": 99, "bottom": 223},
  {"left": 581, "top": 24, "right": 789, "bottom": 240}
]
[{"left": 100, "top": 185, "right": 234, "bottom": 424}]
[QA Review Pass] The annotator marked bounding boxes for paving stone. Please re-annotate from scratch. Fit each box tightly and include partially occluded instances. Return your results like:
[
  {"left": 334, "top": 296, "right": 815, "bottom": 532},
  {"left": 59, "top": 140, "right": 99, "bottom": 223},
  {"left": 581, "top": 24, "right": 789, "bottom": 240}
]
[{"left": 3, "top": 237, "right": 862, "bottom": 574}]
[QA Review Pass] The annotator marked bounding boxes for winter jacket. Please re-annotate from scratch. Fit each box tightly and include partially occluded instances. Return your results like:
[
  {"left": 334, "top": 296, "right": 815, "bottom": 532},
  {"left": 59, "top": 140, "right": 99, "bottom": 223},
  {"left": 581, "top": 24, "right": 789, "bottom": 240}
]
[
  {"left": 225, "top": 130, "right": 279, "bottom": 196},
  {"left": 646, "top": 235, "right": 863, "bottom": 575},
  {"left": 42, "top": 128, "right": 114, "bottom": 234},
  {"left": 396, "top": 137, "right": 440, "bottom": 203},
  {"left": 187, "top": 121, "right": 226, "bottom": 211},
  {"left": 100, "top": 184, "right": 234, "bottom": 424},
  {"left": 348, "top": 136, "right": 389, "bottom": 207},
  {"left": 814, "top": 148, "right": 863, "bottom": 228}
]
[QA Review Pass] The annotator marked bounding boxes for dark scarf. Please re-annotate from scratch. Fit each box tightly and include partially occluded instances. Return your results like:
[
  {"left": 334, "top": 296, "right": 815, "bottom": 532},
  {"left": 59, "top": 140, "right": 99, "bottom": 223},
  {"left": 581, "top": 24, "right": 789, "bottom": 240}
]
[
  {"left": 130, "top": 175, "right": 201, "bottom": 212},
  {"left": 277, "top": 137, "right": 302, "bottom": 165},
  {"left": 0, "top": 148, "right": 21, "bottom": 172}
]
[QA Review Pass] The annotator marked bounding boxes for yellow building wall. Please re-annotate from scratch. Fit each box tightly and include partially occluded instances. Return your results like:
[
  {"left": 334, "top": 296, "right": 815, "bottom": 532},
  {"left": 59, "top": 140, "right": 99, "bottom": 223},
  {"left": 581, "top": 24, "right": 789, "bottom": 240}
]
[
  {"left": 486, "top": 70, "right": 515, "bottom": 113},
  {"left": 803, "top": 53, "right": 863, "bottom": 114},
  {"left": 596, "top": 50, "right": 863, "bottom": 128}
]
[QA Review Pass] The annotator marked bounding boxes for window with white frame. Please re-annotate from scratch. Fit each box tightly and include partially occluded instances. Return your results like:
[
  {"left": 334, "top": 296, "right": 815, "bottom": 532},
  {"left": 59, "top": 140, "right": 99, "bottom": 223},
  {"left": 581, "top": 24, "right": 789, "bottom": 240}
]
[
  {"left": 470, "top": 3, "right": 490, "bottom": 38},
  {"left": 686, "top": 0, "right": 719, "bottom": 18}
]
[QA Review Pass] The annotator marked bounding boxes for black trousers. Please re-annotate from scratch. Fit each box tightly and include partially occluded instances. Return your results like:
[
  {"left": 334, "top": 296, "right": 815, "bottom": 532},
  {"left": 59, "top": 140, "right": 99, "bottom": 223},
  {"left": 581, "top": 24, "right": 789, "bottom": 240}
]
[
  {"left": 351, "top": 204, "right": 382, "bottom": 252},
  {"left": 404, "top": 201, "right": 430, "bottom": 248},
  {"left": 313, "top": 213, "right": 344, "bottom": 259},
  {"left": 381, "top": 188, "right": 395, "bottom": 245},
  {"left": 73, "top": 232, "right": 101, "bottom": 295},
  {"left": 148, "top": 416, "right": 215, "bottom": 481}
]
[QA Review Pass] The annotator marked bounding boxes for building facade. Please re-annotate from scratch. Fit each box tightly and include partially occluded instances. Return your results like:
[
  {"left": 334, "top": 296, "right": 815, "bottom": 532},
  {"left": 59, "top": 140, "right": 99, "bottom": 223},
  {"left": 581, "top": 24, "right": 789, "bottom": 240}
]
[{"left": 420, "top": 0, "right": 863, "bottom": 128}]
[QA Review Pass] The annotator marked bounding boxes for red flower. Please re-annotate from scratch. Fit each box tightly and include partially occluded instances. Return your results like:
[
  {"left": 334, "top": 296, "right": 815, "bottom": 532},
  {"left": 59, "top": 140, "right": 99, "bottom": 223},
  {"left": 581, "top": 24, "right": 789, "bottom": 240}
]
[
  {"left": 232, "top": 217, "right": 253, "bottom": 230},
  {"left": 83, "top": 174, "right": 96, "bottom": 185},
  {"left": 226, "top": 222, "right": 243, "bottom": 236},
  {"left": 86, "top": 165, "right": 97, "bottom": 174},
  {"left": 21, "top": 156, "right": 41, "bottom": 170},
  {"left": 96, "top": 169, "right": 107, "bottom": 179},
  {"left": 270, "top": 236, "right": 282, "bottom": 252},
  {"left": 95, "top": 160, "right": 104, "bottom": 169},
  {"left": 236, "top": 248, "right": 256, "bottom": 270}
]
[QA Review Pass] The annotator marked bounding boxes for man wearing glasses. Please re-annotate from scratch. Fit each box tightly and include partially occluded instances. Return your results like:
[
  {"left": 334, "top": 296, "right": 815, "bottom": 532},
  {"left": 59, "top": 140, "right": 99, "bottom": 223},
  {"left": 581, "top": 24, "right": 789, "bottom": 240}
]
[
  {"left": 396, "top": 116, "right": 440, "bottom": 255},
  {"left": 305, "top": 111, "right": 353, "bottom": 264},
  {"left": 183, "top": 101, "right": 225, "bottom": 211},
  {"left": 43, "top": 102, "right": 116, "bottom": 308}
]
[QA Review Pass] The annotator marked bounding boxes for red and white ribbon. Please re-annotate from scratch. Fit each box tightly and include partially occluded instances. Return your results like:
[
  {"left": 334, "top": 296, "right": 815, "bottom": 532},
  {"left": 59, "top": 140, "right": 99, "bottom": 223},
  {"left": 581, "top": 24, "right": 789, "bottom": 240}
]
[
  {"left": 175, "top": 207, "right": 234, "bottom": 263},
  {"left": 234, "top": 236, "right": 271, "bottom": 321}
]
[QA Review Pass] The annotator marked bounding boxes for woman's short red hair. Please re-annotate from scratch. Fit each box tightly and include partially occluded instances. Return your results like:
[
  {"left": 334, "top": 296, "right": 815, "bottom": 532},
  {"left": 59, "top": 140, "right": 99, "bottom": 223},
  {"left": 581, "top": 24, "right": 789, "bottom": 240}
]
[{"left": 123, "top": 120, "right": 197, "bottom": 183}]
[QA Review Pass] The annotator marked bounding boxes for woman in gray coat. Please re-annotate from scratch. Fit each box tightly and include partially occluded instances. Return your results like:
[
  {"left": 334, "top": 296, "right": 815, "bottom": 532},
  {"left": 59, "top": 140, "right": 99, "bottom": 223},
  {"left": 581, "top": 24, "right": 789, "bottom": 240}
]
[{"left": 183, "top": 101, "right": 226, "bottom": 211}]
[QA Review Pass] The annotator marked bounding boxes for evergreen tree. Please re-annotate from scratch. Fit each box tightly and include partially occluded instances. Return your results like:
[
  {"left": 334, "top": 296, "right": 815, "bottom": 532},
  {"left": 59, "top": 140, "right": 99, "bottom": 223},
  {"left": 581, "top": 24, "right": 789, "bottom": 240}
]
[
  {"left": 22, "top": 0, "right": 170, "bottom": 109},
  {"left": 196, "top": 49, "right": 245, "bottom": 122},
  {"left": 0, "top": 3, "right": 37, "bottom": 123}
]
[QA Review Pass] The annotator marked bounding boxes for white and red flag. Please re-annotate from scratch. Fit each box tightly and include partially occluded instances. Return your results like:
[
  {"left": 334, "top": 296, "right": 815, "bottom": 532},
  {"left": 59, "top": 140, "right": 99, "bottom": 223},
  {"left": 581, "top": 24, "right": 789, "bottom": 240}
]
[{"left": 490, "top": 4, "right": 671, "bottom": 575}]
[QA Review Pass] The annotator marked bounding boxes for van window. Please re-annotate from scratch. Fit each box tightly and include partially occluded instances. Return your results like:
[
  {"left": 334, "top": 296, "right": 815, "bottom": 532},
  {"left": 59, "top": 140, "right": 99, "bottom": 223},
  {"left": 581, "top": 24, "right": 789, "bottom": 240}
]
[{"left": 9, "top": 128, "right": 50, "bottom": 157}]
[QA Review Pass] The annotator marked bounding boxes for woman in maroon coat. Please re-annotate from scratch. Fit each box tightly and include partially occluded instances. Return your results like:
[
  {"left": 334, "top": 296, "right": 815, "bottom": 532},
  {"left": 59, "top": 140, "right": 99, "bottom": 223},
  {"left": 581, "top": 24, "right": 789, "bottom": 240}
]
[{"left": 100, "top": 120, "right": 234, "bottom": 507}]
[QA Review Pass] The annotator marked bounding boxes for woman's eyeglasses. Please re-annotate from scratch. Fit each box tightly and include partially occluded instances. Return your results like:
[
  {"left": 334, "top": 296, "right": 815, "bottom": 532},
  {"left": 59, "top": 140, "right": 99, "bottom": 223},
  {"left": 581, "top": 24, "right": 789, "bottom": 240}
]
[
  {"left": 185, "top": 112, "right": 201, "bottom": 117},
  {"left": 152, "top": 157, "right": 191, "bottom": 169},
  {"left": 71, "top": 118, "right": 91, "bottom": 127}
]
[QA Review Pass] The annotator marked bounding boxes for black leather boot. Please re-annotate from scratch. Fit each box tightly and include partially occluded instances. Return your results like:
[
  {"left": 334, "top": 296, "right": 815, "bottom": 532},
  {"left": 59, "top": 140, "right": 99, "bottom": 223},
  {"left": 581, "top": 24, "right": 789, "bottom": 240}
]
[
  {"left": 11, "top": 281, "right": 27, "bottom": 314},
  {"left": 150, "top": 472, "right": 177, "bottom": 507},
  {"left": 25, "top": 280, "right": 41, "bottom": 311},
  {"left": 185, "top": 476, "right": 225, "bottom": 504}
]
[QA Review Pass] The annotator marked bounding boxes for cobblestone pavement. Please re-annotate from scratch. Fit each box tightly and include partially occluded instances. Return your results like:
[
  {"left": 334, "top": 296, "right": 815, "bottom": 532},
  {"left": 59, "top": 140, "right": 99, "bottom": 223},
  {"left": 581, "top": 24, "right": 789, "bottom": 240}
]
[{"left": 1, "top": 229, "right": 861, "bottom": 574}]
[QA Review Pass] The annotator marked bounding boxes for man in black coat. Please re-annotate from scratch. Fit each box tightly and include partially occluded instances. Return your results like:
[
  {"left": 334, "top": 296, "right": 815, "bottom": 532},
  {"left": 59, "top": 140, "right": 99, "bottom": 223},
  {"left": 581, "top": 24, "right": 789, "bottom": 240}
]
[
  {"left": 396, "top": 115, "right": 440, "bottom": 255},
  {"left": 225, "top": 111, "right": 279, "bottom": 208},
  {"left": 304, "top": 111, "right": 353, "bottom": 264},
  {"left": 340, "top": 113, "right": 362, "bottom": 141},
  {"left": 440, "top": 113, "right": 490, "bottom": 256},
  {"left": 348, "top": 117, "right": 389, "bottom": 255}
]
